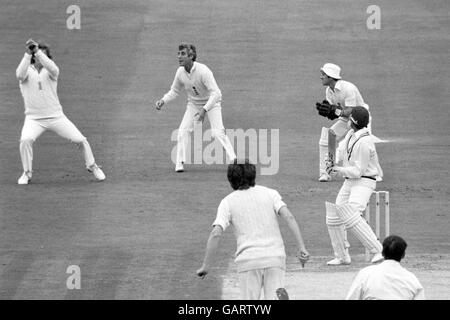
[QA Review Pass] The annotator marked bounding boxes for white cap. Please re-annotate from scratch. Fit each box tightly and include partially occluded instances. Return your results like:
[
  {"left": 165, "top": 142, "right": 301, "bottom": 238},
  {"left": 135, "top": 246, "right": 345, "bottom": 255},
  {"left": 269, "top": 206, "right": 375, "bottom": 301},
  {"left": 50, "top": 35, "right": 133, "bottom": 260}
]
[{"left": 321, "top": 63, "right": 342, "bottom": 79}]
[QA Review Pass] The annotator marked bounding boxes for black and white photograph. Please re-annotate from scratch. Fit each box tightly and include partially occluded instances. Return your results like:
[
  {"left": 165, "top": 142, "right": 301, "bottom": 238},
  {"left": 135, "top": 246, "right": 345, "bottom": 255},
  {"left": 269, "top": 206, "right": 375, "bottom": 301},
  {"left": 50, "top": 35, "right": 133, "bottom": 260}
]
[{"left": 0, "top": 0, "right": 448, "bottom": 307}]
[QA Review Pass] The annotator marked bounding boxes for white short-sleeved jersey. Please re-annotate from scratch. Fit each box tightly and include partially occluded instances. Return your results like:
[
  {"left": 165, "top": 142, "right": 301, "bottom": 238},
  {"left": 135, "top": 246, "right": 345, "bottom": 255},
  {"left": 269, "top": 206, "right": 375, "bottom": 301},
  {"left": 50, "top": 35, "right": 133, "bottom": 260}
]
[
  {"left": 162, "top": 62, "right": 222, "bottom": 111},
  {"left": 326, "top": 80, "right": 368, "bottom": 110},
  {"left": 213, "top": 185, "right": 287, "bottom": 272},
  {"left": 17, "top": 52, "right": 63, "bottom": 119},
  {"left": 346, "top": 260, "right": 425, "bottom": 300}
]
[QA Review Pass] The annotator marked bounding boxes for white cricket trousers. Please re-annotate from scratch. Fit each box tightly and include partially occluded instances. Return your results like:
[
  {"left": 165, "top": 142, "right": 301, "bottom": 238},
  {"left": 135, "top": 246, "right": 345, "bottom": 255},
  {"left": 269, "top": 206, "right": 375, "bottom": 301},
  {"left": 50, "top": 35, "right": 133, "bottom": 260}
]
[
  {"left": 336, "top": 177, "right": 376, "bottom": 209},
  {"left": 19, "top": 115, "right": 96, "bottom": 173},
  {"left": 238, "top": 267, "right": 285, "bottom": 300},
  {"left": 177, "top": 104, "right": 236, "bottom": 165}
]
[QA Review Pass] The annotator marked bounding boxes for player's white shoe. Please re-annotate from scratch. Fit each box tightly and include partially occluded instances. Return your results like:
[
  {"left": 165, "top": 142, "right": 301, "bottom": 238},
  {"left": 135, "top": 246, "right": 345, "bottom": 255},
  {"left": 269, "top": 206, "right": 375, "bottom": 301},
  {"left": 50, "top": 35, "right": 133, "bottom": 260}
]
[
  {"left": 370, "top": 252, "right": 384, "bottom": 264},
  {"left": 88, "top": 164, "right": 106, "bottom": 181},
  {"left": 319, "top": 173, "right": 331, "bottom": 182},
  {"left": 175, "top": 162, "right": 184, "bottom": 172},
  {"left": 326, "top": 257, "right": 351, "bottom": 266},
  {"left": 18, "top": 172, "right": 32, "bottom": 185}
]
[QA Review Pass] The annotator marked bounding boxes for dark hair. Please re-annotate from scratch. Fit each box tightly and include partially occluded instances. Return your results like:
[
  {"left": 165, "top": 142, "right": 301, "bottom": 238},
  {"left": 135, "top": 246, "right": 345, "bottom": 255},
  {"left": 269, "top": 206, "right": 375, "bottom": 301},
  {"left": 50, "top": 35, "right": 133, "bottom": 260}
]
[
  {"left": 350, "top": 106, "right": 369, "bottom": 130},
  {"left": 227, "top": 159, "right": 256, "bottom": 190},
  {"left": 31, "top": 40, "right": 53, "bottom": 64},
  {"left": 382, "top": 235, "right": 407, "bottom": 262},
  {"left": 179, "top": 42, "right": 196, "bottom": 61}
]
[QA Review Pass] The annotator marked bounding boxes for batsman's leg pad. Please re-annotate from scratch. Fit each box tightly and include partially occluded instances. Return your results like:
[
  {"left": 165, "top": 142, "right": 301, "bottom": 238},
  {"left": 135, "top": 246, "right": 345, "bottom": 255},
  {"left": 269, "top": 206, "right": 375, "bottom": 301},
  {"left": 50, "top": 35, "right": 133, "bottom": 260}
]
[
  {"left": 337, "top": 203, "right": 382, "bottom": 254},
  {"left": 326, "top": 202, "right": 349, "bottom": 260},
  {"left": 319, "top": 127, "right": 330, "bottom": 175},
  {"left": 319, "top": 127, "right": 329, "bottom": 147}
]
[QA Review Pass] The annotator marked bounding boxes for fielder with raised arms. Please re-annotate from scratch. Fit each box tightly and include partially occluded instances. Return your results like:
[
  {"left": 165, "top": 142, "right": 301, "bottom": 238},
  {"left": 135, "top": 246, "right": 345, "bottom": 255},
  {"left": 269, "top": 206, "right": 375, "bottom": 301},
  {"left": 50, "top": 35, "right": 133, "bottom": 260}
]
[
  {"left": 15, "top": 39, "right": 105, "bottom": 184},
  {"left": 316, "top": 63, "right": 378, "bottom": 182},
  {"left": 325, "top": 106, "right": 384, "bottom": 265},
  {"left": 155, "top": 42, "right": 236, "bottom": 172}
]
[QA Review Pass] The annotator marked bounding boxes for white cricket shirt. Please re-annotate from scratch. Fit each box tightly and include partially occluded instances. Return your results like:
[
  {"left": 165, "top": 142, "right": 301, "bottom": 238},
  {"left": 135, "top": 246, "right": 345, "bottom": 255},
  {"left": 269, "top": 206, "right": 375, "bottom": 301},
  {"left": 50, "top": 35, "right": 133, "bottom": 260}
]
[
  {"left": 162, "top": 61, "right": 221, "bottom": 111},
  {"left": 337, "top": 127, "right": 383, "bottom": 180},
  {"left": 213, "top": 185, "right": 287, "bottom": 272},
  {"left": 346, "top": 260, "right": 425, "bottom": 300},
  {"left": 16, "top": 51, "right": 63, "bottom": 119},
  {"left": 326, "top": 80, "right": 368, "bottom": 109}
]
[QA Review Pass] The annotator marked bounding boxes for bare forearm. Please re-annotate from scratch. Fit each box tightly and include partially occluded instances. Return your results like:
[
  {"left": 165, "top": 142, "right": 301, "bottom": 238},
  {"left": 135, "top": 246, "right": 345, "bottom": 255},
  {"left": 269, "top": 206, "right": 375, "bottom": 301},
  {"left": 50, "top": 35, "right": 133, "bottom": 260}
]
[
  {"left": 201, "top": 232, "right": 222, "bottom": 268},
  {"left": 286, "top": 216, "right": 307, "bottom": 249},
  {"left": 279, "top": 207, "right": 306, "bottom": 250}
]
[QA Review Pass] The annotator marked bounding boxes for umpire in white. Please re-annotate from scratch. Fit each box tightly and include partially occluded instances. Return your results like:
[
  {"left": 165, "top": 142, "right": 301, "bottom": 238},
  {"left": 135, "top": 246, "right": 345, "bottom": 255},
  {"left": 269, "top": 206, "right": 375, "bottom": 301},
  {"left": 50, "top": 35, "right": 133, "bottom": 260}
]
[
  {"left": 325, "top": 106, "right": 384, "bottom": 265},
  {"left": 16, "top": 39, "right": 105, "bottom": 184}
]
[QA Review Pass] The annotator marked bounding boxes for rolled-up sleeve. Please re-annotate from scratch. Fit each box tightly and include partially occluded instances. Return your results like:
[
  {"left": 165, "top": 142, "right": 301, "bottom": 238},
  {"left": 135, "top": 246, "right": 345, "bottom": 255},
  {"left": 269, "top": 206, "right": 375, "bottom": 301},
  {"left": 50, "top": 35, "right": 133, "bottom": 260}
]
[
  {"left": 213, "top": 199, "right": 231, "bottom": 232},
  {"left": 271, "top": 190, "right": 287, "bottom": 213}
]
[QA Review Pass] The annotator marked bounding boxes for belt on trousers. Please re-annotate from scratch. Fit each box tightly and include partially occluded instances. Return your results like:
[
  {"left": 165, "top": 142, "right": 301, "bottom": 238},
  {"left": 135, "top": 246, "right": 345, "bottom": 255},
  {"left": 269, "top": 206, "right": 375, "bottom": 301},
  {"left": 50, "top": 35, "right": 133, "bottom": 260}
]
[{"left": 345, "top": 176, "right": 376, "bottom": 181}]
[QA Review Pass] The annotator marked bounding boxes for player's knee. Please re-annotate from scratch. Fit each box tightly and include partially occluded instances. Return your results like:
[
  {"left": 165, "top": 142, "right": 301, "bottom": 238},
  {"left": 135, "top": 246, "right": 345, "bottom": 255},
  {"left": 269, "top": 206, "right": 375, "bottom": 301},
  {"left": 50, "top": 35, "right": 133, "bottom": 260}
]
[
  {"left": 337, "top": 203, "right": 360, "bottom": 228},
  {"left": 348, "top": 201, "right": 367, "bottom": 214}
]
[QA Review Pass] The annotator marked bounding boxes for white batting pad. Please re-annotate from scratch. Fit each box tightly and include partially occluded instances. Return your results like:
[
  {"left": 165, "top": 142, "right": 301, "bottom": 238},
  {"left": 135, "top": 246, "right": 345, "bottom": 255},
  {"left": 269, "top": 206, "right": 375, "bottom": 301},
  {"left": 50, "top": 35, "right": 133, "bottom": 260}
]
[
  {"left": 319, "top": 128, "right": 329, "bottom": 174},
  {"left": 337, "top": 204, "right": 382, "bottom": 254},
  {"left": 325, "top": 202, "right": 340, "bottom": 223},
  {"left": 325, "top": 202, "right": 348, "bottom": 260},
  {"left": 319, "top": 127, "right": 329, "bottom": 146},
  {"left": 335, "top": 203, "right": 360, "bottom": 228}
]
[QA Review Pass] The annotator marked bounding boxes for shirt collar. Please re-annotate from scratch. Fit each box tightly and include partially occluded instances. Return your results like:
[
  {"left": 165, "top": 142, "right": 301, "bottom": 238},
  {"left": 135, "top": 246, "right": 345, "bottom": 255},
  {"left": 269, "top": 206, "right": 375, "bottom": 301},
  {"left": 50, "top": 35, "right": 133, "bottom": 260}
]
[
  {"left": 353, "top": 127, "right": 369, "bottom": 138},
  {"left": 187, "top": 61, "right": 197, "bottom": 74},
  {"left": 380, "top": 259, "right": 402, "bottom": 267}
]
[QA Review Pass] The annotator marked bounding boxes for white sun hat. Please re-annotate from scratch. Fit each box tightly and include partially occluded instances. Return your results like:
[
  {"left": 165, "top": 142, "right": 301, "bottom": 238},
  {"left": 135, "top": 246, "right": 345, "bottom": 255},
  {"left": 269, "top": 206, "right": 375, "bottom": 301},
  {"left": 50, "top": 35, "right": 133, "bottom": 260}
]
[{"left": 321, "top": 63, "right": 342, "bottom": 79}]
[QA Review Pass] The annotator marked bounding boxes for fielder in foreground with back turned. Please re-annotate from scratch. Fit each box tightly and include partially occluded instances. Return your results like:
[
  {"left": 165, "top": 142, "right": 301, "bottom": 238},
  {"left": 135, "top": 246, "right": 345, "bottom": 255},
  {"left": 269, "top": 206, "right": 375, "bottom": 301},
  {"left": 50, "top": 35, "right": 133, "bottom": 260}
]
[
  {"left": 346, "top": 235, "right": 425, "bottom": 300},
  {"left": 316, "top": 63, "right": 378, "bottom": 182},
  {"left": 16, "top": 39, "right": 105, "bottom": 184},
  {"left": 325, "top": 106, "right": 384, "bottom": 265},
  {"left": 155, "top": 43, "right": 236, "bottom": 172},
  {"left": 196, "top": 159, "right": 309, "bottom": 300}
]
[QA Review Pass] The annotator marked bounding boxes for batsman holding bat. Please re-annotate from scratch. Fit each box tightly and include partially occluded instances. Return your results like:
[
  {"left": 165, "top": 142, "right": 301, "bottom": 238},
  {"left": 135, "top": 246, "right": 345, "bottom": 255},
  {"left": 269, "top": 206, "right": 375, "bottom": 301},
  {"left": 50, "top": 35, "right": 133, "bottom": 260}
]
[
  {"left": 196, "top": 159, "right": 309, "bottom": 300},
  {"left": 315, "top": 63, "right": 378, "bottom": 182},
  {"left": 15, "top": 39, "right": 105, "bottom": 184},
  {"left": 324, "top": 107, "right": 384, "bottom": 265}
]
